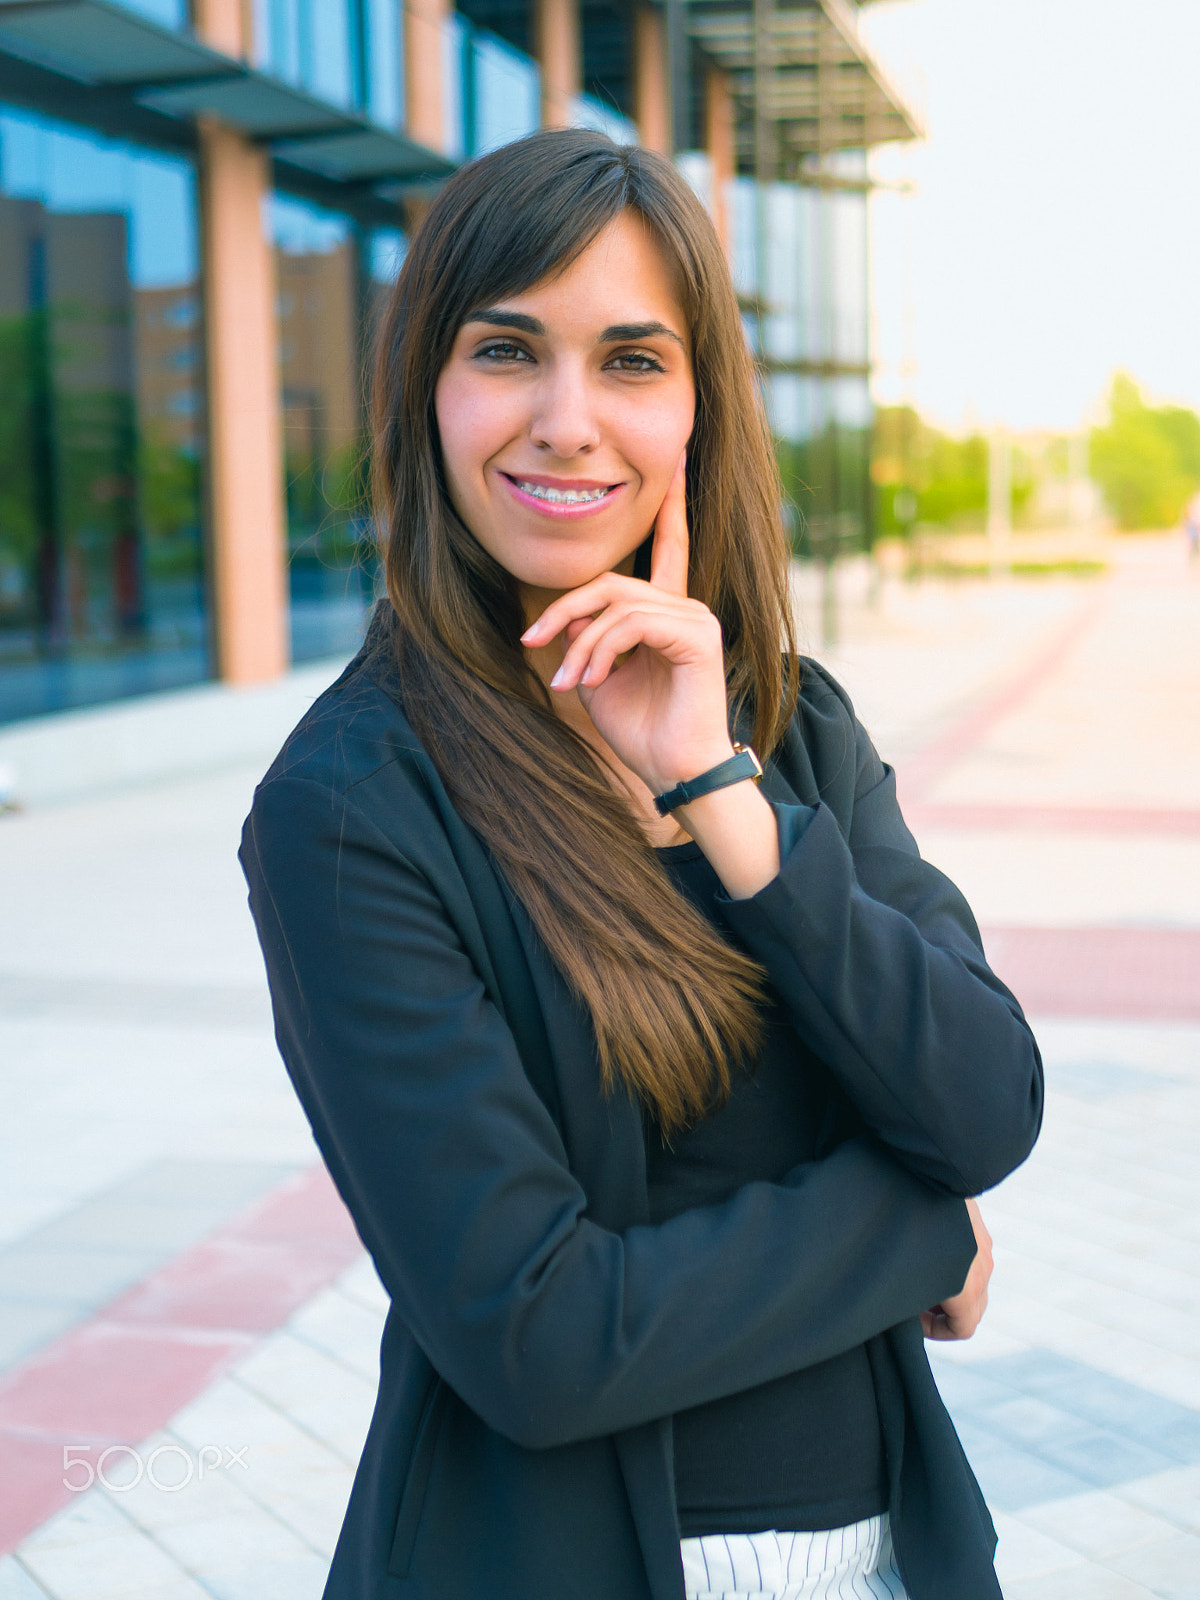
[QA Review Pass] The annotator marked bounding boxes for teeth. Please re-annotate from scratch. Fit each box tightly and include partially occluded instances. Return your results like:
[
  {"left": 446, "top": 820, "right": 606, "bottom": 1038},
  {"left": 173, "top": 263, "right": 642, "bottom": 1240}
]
[{"left": 516, "top": 480, "right": 610, "bottom": 504}]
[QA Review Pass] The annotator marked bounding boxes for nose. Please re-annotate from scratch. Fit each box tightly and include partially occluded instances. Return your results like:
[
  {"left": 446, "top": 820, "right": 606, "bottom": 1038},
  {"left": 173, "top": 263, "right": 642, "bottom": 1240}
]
[{"left": 529, "top": 359, "right": 601, "bottom": 459}]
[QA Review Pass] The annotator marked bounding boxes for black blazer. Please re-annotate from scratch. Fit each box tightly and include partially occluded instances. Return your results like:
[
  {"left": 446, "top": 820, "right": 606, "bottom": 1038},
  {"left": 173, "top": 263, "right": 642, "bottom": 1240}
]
[{"left": 240, "top": 625, "right": 1043, "bottom": 1600}]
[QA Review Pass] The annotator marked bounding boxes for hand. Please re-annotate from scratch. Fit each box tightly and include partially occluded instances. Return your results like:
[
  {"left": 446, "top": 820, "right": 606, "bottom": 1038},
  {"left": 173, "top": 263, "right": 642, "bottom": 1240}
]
[
  {"left": 519, "top": 453, "right": 734, "bottom": 796},
  {"left": 921, "top": 1198, "right": 993, "bottom": 1341}
]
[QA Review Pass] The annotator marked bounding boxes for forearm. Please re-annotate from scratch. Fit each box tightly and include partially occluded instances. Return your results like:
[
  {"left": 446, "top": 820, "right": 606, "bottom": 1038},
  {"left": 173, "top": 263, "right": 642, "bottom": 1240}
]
[
  {"left": 720, "top": 800, "right": 1043, "bottom": 1194},
  {"left": 316, "top": 1096, "right": 975, "bottom": 1451}
]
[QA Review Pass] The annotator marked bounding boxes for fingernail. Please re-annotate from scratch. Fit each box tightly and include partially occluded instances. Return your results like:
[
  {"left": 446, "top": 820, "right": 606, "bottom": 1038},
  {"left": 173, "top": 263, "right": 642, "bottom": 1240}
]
[{"left": 550, "top": 666, "right": 565, "bottom": 689}]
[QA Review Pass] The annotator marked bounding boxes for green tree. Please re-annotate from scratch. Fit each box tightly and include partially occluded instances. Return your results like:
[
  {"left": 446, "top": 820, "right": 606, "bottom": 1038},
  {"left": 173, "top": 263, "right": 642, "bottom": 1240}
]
[
  {"left": 871, "top": 406, "right": 1031, "bottom": 535},
  {"left": 1089, "top": 373, "right": 1200, "bottom": 530}
]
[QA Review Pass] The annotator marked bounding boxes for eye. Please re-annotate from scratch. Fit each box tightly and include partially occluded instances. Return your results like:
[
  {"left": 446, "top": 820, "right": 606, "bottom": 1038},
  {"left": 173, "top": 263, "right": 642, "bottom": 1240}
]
[
  {"left": 475, "top": 340, "right": 532, "bottom": 364},
  {"left": 606, "top": 350, "right": 666, "bottom": 374}
]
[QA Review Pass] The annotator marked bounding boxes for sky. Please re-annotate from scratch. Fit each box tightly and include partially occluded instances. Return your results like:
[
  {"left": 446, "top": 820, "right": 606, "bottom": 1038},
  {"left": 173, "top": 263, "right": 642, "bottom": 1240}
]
[{"left": 862, "top": 0, "right": 1200, "bottom": 434}]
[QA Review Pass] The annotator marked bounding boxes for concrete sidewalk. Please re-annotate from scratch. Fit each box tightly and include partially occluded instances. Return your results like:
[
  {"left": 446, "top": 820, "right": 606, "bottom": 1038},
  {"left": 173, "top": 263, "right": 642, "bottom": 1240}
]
[{"left": 1, "top": 535, "right": 1197, "bottom": 1599}]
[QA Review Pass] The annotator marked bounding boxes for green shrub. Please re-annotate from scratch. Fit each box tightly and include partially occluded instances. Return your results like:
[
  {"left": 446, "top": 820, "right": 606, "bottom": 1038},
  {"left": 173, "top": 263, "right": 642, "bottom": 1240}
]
[{"left": 1089, "top": 373, "right": 1200, "bottom": 530}]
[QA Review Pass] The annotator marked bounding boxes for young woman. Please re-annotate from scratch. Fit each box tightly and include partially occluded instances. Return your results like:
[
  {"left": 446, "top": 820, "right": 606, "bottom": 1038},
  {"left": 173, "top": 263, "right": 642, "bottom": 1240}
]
[{"left": 241, "top": 129, "right": 1042, "bottom": 1600}]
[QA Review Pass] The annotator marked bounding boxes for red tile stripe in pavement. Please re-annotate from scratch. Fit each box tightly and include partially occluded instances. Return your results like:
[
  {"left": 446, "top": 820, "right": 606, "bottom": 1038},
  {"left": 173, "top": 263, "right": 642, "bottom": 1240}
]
[
  {"left": 907, "top": 802, "right": 1200, "bottom": 838},
  {"left": 0, "top": 1165, "right": 364, "bottom": 1556},
  {"left": 982, "top": 926, "right": 1200, "bottom": 1022},
  {"left": 899, "top": 596, "right": 1103, "bottom": 804},
  {"left": 1, "top": 926, "right": 1193, "bottom": 1553}
]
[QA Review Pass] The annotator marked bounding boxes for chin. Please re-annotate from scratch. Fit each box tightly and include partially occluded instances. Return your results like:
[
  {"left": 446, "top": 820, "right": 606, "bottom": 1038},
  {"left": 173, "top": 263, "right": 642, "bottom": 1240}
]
[{"left": 509, "top": 543, "right": 640, "bottom": 594}]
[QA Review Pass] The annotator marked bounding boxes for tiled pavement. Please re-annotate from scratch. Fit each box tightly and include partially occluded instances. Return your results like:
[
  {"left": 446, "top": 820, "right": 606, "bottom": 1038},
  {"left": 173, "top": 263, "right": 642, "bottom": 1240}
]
[{"left": 1, "top": 536, "right": 1197, "bottom": 1598}]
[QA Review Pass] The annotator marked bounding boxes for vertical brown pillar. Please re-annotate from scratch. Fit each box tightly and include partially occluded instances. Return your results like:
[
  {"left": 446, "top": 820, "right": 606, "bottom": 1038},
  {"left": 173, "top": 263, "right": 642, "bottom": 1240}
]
[
  {"left": 536, "top": 0, "right": 581, "bottom": 129},
  {"left": 632, "top": 5, "right": 669, "bottom": 155},
  {"left": 198, "top": 122, "right": 288, "bottom": 681},
  {"left": 705, "top": 66, "right": 735, "bottom": 260},
  {"left": 406, "top": 0, "right": 448, "bottom": 152},
  {"left": 194, "top": 0, "right": 243, "bottom": 57},
  {"left": 194, "top": 0, "right": 288, "bottom": 681}
]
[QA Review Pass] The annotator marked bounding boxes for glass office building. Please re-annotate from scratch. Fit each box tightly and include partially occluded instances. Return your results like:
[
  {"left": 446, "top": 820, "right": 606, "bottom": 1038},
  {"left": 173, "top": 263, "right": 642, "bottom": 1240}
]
[
  {"left": 269, "top": 193, "right": 374, "bottom": 664},
  {"left": 0, "top": 108, "right": 208, "bottom": 722},
  {"left": 0, "top": 0, "right": 916, "bottom": 724}
]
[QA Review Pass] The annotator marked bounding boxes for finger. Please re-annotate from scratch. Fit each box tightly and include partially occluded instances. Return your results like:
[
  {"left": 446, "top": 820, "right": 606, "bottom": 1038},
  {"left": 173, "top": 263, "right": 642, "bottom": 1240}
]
[
  {"left": 966, "top": 1197, "right": 992, "bottom": 1250},
  {"left": 649, "top": 451, "right": 689, "bottom": 597},
  {"left": 551, "top": 617, "right": 591, "bottom": 677},
  {"left": 926, "top": 1316, "right": 964, "bottom": 1342},
  {"left": 574, "top": 614, "right": 664, "bottom": 690},
  {"left": 551, "top": 603, "right": 699, "bottom": 691},
  {"left": 520, "top": 572, "right": 641, "bottom": 648}
]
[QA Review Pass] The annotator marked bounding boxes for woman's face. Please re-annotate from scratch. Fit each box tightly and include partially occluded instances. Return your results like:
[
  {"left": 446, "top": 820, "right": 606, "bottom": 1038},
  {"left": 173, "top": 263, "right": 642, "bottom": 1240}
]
[{"left": 434, "top": 210, "right": 696, "bottom": 614}]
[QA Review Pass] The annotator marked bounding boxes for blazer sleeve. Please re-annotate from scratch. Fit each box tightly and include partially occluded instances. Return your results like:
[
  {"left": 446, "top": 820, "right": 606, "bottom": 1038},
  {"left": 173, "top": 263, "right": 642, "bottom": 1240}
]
[
  {"left": 718, "top": 678, "right": 1044, "bottom": 1198},
  {"left": 242, "top": 774, "right": 977, "bottom": 1453}
]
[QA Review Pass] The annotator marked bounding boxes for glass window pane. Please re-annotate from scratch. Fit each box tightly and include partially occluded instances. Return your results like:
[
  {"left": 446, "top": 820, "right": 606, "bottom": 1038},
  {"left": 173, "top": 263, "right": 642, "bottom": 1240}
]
[
  {"left": 110, "top": 0, "right": 188, "bottom": 31},
  {"left": 728, "top": 174, "right": 871, "bottom": 558},
  {"left": 365, "top": 0, "right": 402, "bottom": 127},
  {"left": 831, "top": 189, "right": 868, "bottom": 366},
  {"left": 471, "top": 30, "right": 539, "bottom": 156},
  {"left": 253, "top": 0, "right": 357, "bottom": 109},
  {"left": 442, "top": 14, "right": 468, "bottom": 161},
  {"left": 269, "top": 193, "right": 384, "bottom": 665},
  {"left": 0, "top": 107, "right": 208, "bottom": 725},
  {"left": 309, "top": 0, "right": 354, "bottom": 109}
]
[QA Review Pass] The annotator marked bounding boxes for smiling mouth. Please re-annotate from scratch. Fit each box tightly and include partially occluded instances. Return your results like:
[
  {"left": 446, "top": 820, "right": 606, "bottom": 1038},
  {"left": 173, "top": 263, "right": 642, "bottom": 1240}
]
[{"left": 504, "top": 475, "right": 618, "bottom": 506}]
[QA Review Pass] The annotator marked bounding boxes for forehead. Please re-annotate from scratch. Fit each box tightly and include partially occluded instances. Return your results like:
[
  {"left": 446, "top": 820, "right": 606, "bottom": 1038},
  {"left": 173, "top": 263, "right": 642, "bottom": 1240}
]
[{"left": 496, "top": 212, "right": 687, "bottom": 334}]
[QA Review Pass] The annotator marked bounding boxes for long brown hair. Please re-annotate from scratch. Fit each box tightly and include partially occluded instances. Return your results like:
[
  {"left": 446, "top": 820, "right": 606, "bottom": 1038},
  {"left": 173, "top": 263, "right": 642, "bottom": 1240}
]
[{"left": 372, "top": 128, "right": 797, "bottom": 1136}]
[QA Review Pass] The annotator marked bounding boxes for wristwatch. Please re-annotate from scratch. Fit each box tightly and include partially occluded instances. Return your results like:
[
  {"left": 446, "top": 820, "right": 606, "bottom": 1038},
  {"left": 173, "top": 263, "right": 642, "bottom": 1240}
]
[{"left": 652, "top": 744, "right": 763, "bottom": 816}]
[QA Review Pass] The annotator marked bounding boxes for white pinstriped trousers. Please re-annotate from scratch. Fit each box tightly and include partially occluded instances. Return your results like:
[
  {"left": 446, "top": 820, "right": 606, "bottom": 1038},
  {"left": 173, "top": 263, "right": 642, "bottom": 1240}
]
[{"left": 680, "top": 1513, "right": 908, "bottom": 1600}]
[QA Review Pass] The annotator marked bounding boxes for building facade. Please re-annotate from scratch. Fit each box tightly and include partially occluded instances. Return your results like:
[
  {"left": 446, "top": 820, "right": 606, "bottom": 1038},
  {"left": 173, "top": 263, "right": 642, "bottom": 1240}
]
[{"left": 0, "top": 0, "right": 916, "bottom": 723}]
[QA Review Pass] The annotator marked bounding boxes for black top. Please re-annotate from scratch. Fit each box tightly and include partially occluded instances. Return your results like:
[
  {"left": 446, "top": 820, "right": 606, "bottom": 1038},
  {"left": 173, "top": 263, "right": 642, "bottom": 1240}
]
[{"left": 649, "top": 842, "right": 887, "bottom": 1536}]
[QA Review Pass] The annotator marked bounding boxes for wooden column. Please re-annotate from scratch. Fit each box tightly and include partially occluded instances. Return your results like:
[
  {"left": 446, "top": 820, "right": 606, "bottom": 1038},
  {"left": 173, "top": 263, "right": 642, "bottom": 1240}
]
[
  {"left": 632, "top": 5, "right": 669, "bottom": 155},
  {"left": 406, "top": 0, "right": 448, "bottom": 152},
  {"left": 193, "top": 0, "right": 243, "bottom": 57},
  {"left": 705, "top": 65, "right": 735, "bottom": 259},
  {"left": 198, "top": 122, "right": 288, "bottom": 681},
  {"left": 536, "top": 0, "right": 580, "bottom": 129},
  {"left": 194, "top": 0, "right": 288, "bottom": 680}
]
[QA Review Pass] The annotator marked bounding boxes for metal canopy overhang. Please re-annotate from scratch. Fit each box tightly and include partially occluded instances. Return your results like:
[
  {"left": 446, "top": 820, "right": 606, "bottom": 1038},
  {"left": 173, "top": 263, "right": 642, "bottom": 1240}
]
[
  {"left": 0, "top": 0, "right": 453, "bottom": 202},
  {"left": 687, "top": 0, "right": 920, "bottom": 175}
]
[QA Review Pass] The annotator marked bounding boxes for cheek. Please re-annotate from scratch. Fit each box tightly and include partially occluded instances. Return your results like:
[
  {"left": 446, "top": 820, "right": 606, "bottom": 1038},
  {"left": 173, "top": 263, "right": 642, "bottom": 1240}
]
[
  {"left": 618, "top": 394, "right": 695, "bottom": 488},
  {"left": 434, "top": 373, "right": 508, "bottom": 494}
]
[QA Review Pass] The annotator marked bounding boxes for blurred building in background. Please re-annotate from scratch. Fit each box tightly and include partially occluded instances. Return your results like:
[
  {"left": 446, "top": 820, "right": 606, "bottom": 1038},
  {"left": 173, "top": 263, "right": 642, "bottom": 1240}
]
[{"left": 0, "top": 0, "right": 918, "bottom": 723}]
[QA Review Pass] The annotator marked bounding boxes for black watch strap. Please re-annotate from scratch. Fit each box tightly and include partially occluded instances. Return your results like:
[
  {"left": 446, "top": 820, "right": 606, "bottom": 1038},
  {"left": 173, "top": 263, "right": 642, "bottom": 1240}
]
[{"left": 653, "top": 744, "right": 763, "bottom": 816}]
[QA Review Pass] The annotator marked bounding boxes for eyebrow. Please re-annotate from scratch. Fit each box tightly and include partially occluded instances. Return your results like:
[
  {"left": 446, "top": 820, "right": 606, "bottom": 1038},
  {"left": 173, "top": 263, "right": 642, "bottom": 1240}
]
[{"left": 464, "top": 309, "right": 685, "bottom": 349}]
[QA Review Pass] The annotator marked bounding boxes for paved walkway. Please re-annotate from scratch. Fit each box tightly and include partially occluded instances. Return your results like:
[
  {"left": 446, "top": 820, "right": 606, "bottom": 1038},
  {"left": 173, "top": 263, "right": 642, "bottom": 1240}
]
[{"left": 1, "top": 535, "right": 1197, "bottom": 1599}]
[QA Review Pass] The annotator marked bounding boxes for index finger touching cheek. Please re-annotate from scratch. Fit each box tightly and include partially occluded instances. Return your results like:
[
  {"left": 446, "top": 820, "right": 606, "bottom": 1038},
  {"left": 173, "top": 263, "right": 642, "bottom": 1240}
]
[{"left": 649, "top": 451, "right": 689, "bottom": 597}]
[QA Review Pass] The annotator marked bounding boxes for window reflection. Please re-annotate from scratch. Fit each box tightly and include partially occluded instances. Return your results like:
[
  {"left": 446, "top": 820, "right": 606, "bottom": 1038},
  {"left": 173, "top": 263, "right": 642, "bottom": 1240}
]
[
  {"left": 252, "top": 0, "right": 402, "bottom": 121},
  {"left": 0, "top": 108, "right": 207, "bottom": 724},
  {"left": 730, "top": 170, "right": 872, "bottom": 558},
  {"left": 270, "top": 195, "right": 402, "bottom": 665}
]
